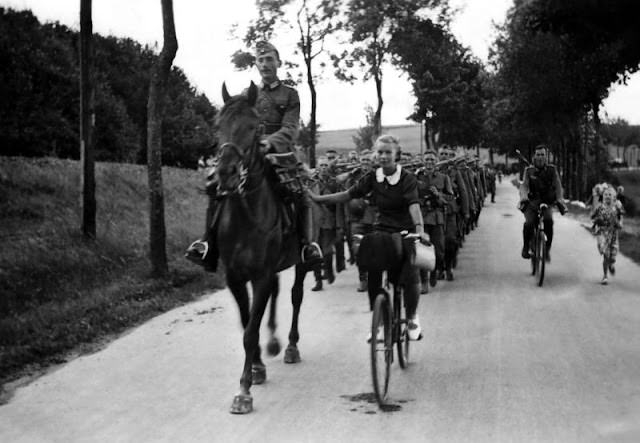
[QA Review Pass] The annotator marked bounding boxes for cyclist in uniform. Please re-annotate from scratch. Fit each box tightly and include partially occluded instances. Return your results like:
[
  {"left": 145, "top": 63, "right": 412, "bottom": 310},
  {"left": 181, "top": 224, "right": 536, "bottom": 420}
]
[
  {"left": 307, "top": 134, "right": 429, "bottom": 340},
  {"left": 519, "top": 144, "right": 567, "bottom": 260}
]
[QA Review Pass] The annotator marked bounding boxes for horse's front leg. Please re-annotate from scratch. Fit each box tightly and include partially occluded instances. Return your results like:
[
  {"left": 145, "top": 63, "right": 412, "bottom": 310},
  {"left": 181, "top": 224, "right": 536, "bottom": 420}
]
[
  {"left": 266, "top": 275, "right": 281, "bottom": 357},
  {"left": 284, "top": 264, "right": 306, "bottom": 364},
  {"left": 230, "top": 275, "right": 272, "bottom": 414}
]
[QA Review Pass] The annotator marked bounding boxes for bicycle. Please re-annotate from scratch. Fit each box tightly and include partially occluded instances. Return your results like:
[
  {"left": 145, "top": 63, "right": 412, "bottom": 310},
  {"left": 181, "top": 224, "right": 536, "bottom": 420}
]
[
  {"left": 530, "top": 203, "right": 548, "bottom": 287},
  {"left": 370, "top": 232, "right": 432, "bottom": 406}
]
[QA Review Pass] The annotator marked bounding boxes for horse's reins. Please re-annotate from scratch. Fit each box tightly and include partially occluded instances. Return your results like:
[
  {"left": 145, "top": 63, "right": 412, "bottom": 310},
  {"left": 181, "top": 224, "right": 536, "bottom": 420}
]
[
  {"left": 215, "top": 128, "right": 279, "bottom": 233},
  {"left": 216, "top": 128, "right": 264, "bottom": 197}
]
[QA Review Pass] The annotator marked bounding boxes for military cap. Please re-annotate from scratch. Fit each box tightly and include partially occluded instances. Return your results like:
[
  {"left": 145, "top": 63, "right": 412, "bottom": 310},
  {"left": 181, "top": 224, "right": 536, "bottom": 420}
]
[{"left": 255, "top": 41, "right": 279, "bottom": 58}]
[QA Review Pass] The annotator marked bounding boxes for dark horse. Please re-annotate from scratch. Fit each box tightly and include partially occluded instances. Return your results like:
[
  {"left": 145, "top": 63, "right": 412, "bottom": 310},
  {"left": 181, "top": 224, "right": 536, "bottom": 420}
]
[{"left": 214, "top": 81, "right": 313, "bottom": 414}]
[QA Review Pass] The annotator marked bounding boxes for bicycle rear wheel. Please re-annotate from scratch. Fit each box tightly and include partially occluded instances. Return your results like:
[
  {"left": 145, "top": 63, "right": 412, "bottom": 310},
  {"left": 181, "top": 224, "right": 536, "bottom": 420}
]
[
  {"left": 395, "top": 287, "right": 410, "bottom": 369},
  {"left": 537, "top": 231, "right": 546, "bottom": 287},
  {"left": 371, "top": 291, "right": 391, "bottom": 405}
]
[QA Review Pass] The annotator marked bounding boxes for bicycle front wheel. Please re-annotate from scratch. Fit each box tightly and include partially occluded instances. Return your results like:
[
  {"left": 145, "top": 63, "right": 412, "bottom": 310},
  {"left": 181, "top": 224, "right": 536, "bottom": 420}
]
[
  {"left": 395, "top": 288, "right": 410, "bottom": 369},
  {"left": 537, "top": 232, "right": 546, "bottom": 287},
  {"left": 371, "top": 291, "right": 391, "bottom": 405}
]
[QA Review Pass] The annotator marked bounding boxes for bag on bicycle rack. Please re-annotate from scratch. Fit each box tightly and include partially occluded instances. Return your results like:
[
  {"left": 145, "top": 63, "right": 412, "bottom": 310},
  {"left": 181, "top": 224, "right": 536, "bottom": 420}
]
[{"left": 407, "top": 240, "right": 436, "bottom": 271}]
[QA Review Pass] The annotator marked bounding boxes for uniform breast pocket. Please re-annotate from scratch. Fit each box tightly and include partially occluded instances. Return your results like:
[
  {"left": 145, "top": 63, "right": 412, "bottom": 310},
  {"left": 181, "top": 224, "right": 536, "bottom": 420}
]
[{"left": 275, "top": 103, "right": 287, "bottom": 116}]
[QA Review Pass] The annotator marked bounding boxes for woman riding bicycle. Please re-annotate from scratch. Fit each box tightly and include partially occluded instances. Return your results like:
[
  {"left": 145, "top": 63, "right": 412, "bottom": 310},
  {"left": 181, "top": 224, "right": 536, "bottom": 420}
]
[{"left": 307, "top": 134, "right": 430, "bottom": 341}]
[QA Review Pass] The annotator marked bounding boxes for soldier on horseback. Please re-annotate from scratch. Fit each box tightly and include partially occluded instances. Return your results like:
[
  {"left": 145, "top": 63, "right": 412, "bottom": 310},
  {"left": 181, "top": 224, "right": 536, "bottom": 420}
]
[{"left": 186, "top": 40, "right": 322, "bottom": 270}]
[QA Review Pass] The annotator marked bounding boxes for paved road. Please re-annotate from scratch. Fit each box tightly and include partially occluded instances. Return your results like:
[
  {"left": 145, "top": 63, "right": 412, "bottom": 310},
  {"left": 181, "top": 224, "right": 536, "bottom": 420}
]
[{"left": 2, "top": 180, "right": 639, "bottom": 442}]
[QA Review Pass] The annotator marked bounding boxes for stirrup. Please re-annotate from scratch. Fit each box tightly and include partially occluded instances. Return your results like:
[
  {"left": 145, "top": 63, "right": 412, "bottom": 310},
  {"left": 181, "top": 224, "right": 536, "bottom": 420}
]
[
  {"left": 301, "top": 242, "right": 323, "bottom": 263},
  {"left": 187, "top": 240, "right": 208, "bottom": 260}
]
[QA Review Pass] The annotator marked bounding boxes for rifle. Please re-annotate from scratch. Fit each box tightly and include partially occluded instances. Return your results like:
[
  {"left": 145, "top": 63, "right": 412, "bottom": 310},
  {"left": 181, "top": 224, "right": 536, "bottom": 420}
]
[
  {"left": 332, "top": 162, "right": 361, "bottom": 173},
  {"left": 514, "top": 149, "right": 531, "bottom": 167}
]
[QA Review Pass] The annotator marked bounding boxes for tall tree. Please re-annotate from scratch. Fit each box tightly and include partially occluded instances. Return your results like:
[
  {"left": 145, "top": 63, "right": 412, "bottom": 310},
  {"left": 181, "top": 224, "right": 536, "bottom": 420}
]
[
  {"left": 332, "top": 0, "right": 447, "bottom": 136},
  {"left": 390, "top": 15, "right": 485, "bottom": 149},
  {"left": 294, "top": 0, "right": 342, "bottom": 166},
  {"left": 488, "top": 0, "right": 640, "bottom": 199},
  {"left": 147, "top": 0, "right": 178, "bottom": 277},
  {"left": 79, "top": 0, "right": 95, "bottom": 238},
  {"left": 352, "top": 105, "right": 376, "bottom": 152}
]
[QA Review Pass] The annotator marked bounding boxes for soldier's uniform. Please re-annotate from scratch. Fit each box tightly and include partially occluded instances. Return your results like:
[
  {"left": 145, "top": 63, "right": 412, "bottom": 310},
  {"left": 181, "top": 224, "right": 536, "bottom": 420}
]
[
  {"left": 441, "top": 164, "right": 470, "bottom": 279},
  {"left": 310, "top": 170, "right": 341, "bottom": 291},
  {"left": 460, "top": 165, "right": 477, "bottom": 232},
  {"left": 253, "top": 80, "right": 300, "bottom": 153},
  {"left": 187, "top": 40, "right": 321, "bottom": 271},
  {"left": 486, "top": 167, "right": 497, "bottom": 203},
  {"left": 416, "top": 168, "right": 453, "bottom": 287},
  {"left": 519, "top": 164, "right": 564, "bottom": 257}
]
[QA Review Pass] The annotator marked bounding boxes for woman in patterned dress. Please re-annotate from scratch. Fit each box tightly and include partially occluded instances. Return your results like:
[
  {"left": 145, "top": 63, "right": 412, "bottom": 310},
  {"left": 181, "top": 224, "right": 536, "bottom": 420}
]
[{"left": 591, "top": 186, "right": 624, "bottom": 285}]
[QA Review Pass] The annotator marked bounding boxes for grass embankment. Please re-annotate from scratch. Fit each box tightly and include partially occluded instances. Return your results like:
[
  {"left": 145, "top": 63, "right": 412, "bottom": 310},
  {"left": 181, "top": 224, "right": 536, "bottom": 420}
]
[{"left": 0, "top": 157, "right": 224, "bottom": 386}]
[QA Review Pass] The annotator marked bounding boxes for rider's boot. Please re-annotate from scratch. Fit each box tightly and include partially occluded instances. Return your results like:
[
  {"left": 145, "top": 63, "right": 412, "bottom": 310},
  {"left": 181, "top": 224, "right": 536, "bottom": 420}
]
[
  {"left": 300, "top": 196, "right": 323, "bottom": 265},
  {"left": 185, "top": 184, "right": 219, "bottom": 272}
]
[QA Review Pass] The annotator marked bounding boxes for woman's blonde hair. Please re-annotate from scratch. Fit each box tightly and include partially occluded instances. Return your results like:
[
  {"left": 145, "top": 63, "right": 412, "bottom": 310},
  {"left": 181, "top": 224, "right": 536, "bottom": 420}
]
[{"left": 374, "top": 134, "right": 401, "bottom": 160}]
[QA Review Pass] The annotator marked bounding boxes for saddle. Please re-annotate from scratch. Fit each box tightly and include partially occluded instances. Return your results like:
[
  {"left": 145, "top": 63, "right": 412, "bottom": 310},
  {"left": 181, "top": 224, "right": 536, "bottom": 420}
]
[
  {"left": 265, "top": 152, "right": 308, "bottom": 237},
  {"left": 265, "top": 152, "right": 306, "bottom": 194}
]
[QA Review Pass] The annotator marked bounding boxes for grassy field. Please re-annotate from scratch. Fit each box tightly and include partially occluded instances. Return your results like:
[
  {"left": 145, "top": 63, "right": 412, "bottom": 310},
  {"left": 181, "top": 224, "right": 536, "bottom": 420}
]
[
  {"left": 0, "top": 157, "right": 224, "bottom": 388},
  {"left": 613, "top": 169, "right": 640, "bottom": 215}
]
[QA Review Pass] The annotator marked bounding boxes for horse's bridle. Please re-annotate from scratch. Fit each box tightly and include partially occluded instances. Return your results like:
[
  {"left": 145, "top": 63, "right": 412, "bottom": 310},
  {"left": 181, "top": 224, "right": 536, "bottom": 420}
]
[{"left": 215, "top": 128, "right": 263, "bottom": 197}]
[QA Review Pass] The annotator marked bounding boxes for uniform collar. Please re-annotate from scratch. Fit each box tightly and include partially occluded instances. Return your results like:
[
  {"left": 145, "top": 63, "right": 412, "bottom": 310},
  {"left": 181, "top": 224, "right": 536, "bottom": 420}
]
[
  {"left": 376, "top": 164, "right": 402, "bottom": 185},
  {"left": 261, "top": 79, "right": 281, "bottom": 91}
]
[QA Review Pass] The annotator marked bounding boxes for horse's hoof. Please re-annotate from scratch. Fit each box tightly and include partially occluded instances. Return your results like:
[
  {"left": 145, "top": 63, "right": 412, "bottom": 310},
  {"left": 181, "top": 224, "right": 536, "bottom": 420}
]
[
  {"left": 284, "top": 345, "right": 301, "bottom": 364},
  {"left": 230, "top": 394, "right": 253, "bottom": 414},
  {"left": 252, "top": 365, "right": 267, "bottom": 385},
  {"left": 267, "top": 337, "right": 281, "bottom": 356}
]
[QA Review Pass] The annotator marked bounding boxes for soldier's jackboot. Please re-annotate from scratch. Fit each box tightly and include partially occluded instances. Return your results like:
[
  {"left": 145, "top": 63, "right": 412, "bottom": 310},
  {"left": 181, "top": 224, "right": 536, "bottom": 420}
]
[
  {"left": 322, "top": 253, "right": 335, "bottom": 284},
  {"left": 311, "top": 267, "right": 323, "bottom": 291}
]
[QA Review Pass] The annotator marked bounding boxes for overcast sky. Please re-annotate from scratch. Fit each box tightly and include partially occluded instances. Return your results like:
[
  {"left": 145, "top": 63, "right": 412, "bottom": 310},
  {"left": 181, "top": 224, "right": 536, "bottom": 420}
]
[{"left": 3, "top": 0, "right": 639, "bottom": 130}]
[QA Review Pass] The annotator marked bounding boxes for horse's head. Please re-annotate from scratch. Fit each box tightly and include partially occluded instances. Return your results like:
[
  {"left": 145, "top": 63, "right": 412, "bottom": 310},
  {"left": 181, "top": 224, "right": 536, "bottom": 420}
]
[{"left": 215, "top": 81, "right": 261, "bottom": 194}]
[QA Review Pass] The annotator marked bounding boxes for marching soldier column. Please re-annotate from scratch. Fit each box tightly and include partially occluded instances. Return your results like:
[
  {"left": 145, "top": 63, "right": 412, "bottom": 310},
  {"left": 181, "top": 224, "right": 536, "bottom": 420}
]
[{"left": 315, "top": 143, "right": 491, "bottom": 297}]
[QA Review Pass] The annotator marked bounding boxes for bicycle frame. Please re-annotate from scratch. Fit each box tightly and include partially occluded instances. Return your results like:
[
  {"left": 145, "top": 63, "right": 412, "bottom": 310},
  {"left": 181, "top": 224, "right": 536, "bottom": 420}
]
[{"left": 530, "top": 203, "right": 548, "bottom": 286}]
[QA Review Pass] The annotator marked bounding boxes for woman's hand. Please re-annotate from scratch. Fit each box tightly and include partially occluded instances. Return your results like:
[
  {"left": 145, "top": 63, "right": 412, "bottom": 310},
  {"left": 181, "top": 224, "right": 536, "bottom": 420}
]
[
  {"left": 418, "top": 232, "right": 431, "bottom": 245},
  {"left": 306, "top": 187, "right": 320, "bottom": 202}
]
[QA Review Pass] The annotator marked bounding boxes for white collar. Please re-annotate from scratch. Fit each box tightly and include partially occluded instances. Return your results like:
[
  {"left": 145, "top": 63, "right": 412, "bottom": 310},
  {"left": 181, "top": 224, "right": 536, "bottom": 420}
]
[{"left": 376, "top": 164, "right": 402, "bottom": 185}]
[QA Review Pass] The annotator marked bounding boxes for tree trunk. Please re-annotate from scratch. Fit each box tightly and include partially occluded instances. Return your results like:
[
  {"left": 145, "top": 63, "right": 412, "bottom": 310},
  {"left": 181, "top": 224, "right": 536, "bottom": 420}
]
[
  {"left": 423, "top": 120, "right": 431, "bottom": 151},
  {"left": 147, "top": 0, "right": 177, "bottom": 278},
  {"left": 306, "top": 56, "right": 317, "bottom": 168},
  {"left": 80, "top": 0, "right": 95, "bottom": 239},
  {"left": 374, "top": 70, "right": 383, "bottom": 137}
]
